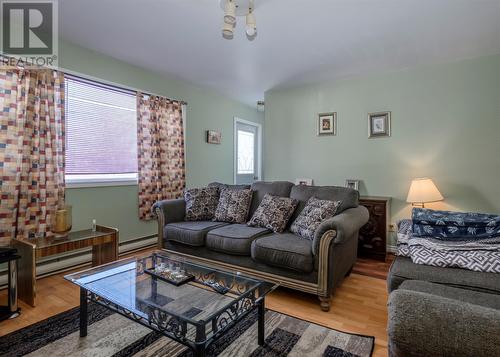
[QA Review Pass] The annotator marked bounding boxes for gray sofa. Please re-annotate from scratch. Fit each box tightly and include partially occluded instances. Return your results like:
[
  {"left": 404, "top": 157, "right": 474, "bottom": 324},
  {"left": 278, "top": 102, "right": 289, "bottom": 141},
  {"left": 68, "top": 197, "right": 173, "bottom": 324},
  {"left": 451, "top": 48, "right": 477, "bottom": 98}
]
[
  {"left": 387, "top": 256, "right": 500, "bottom": 356},
  {"left": 153, "top": 181, "right": 369, "bottom": 311}
]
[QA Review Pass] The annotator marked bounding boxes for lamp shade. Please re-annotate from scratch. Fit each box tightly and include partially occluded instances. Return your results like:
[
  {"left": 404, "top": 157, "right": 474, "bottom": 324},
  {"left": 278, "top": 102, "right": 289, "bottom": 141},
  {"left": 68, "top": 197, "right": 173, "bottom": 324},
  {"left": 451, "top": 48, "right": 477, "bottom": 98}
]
[{"left": 406, "top": 178, "right": 443, "bottom": 204}]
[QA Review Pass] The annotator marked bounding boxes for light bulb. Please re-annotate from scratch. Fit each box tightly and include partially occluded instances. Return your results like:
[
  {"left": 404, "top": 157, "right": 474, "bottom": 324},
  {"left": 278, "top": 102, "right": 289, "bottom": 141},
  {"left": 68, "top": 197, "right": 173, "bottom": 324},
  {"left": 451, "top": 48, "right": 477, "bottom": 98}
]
[
  {"left": 246, "top": 11, "right": 256, "bottom": 37},
  {"left": 222, "top": 22, "right": 234, "bottom": 39},
  {"left": 224, "top": 0, "right": 236, "bottom": 24}
]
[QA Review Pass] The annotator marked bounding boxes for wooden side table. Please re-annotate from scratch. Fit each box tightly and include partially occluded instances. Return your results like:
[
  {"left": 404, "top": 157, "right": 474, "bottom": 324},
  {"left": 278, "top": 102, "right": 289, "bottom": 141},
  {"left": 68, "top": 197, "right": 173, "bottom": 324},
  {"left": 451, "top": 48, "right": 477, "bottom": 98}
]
[
  {"left": 358, "top": 196, "right": 391, "bottom": 261},
  {"left": 11, "top": 225, "right": 119, "bottom": 307}
]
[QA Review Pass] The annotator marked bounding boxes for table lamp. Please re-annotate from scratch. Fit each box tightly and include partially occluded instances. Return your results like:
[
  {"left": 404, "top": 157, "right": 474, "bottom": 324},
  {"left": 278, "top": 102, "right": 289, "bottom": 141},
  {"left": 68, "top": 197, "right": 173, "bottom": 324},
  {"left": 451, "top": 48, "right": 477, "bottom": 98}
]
[{"left": 406, "top": 178, "right": 443, "bottom": 207}]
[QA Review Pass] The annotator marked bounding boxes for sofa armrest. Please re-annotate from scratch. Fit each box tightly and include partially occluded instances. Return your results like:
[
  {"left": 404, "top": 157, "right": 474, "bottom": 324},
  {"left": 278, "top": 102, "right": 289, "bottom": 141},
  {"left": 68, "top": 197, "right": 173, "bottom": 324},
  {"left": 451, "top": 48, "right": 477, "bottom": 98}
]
[
  {"left": 388, "top": 289, "right": 500, "bottom": 357},
  {"left": 312, "top": 206, "right": 369, "bottom": 256},
  {"left": 152, "top": 199, "right": 186, "bottom": 225},
  {"left": 153, "top": 199, "right": 186, "bottom": 248}
]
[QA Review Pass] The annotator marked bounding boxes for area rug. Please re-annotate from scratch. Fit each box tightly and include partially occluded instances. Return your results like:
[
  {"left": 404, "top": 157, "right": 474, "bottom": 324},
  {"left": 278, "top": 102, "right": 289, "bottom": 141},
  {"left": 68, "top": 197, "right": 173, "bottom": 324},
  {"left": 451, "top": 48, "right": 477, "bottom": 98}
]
[{"left": 0, "top": 303, "right": 374, "bottom": 357}]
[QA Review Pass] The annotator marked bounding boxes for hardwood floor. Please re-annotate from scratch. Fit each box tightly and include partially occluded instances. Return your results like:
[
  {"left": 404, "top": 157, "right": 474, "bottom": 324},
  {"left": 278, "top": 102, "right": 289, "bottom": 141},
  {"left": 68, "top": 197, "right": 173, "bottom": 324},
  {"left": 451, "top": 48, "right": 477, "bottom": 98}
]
[
  {"left": 0, "top": 248, "right": 390, "bottom": 357},
  {"left": 353, "top": 255, "right": 394, "bottom": 280}
]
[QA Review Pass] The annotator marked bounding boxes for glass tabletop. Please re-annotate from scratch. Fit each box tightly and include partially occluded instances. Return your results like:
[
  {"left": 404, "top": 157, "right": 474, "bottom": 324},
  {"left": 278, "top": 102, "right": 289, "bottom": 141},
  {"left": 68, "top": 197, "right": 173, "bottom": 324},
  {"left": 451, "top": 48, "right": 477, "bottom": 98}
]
[
  {"left": 65, "top": 251, "right": 278, "bottom": 341},
  {"left": 16, "top": 229, "right": 112, "bottom": 249}
]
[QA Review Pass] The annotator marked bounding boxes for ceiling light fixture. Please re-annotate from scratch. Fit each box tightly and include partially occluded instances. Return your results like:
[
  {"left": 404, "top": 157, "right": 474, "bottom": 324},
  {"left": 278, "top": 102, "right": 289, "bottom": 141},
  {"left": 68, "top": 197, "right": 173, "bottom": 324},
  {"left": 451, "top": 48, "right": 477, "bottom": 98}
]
[
  {"left": 220, "top": 0, "right": 257, "bottom": 40},
  {"left": 224, "top": 0, "right": 236, "bottom": 24},
  {"left": 222, "top": 22, "right": 234, "bottom": 39},
  {"left": 246, "top": 3, "right": 256, "bottom": 37}
]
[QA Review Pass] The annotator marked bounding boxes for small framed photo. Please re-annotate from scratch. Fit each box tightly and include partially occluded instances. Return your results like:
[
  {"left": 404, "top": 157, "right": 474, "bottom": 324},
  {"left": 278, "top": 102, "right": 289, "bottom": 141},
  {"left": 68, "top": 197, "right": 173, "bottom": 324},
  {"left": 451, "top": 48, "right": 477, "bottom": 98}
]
[
  {"left": 368, "top": 111, "right": 391, "bottom": 138},
  {"left": 318, "top": 112, "right": 337, "bottom": 136},
  {"left": 206, "top": 130, "right": 221, "bottom": 144},
  {"left": 295, "top": 178, "right": 313, "bottom": 186},
  {"left": 345, "top": 179, "right": 360, "bottom": 191}
]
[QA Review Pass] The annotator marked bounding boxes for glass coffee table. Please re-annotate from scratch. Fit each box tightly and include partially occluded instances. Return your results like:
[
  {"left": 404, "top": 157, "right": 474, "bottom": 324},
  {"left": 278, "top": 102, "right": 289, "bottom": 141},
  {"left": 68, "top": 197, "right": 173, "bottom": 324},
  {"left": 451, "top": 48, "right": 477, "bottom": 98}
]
[{"left": 65, "top": 251, "right": 278, "bottom": 356}]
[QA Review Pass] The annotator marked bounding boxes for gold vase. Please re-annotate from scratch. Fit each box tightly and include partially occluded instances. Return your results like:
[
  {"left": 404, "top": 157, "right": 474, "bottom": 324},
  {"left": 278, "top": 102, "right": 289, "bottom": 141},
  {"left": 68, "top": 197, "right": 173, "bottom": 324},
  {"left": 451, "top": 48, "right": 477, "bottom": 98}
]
[{"left": 54, "top": 205, "right": 72, "bottom": 233}]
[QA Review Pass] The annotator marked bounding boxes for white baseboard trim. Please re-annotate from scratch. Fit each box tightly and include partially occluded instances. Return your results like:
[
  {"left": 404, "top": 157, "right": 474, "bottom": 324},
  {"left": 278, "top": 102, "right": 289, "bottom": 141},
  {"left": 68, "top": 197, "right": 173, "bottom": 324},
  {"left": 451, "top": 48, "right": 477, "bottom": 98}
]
[
  {"left": 387, "top": 244, "right": 397, "bottom": 254},
  {"left": 0, "top": 235, "right": 157, "bottom": 288}
]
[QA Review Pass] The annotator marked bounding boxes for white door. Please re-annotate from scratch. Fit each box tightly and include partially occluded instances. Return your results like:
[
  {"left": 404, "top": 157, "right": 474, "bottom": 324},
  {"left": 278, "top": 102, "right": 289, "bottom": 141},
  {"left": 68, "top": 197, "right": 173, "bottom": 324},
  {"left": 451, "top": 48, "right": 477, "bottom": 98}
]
[{"left": 234, "top": 118, "right": 261, "bottom": 185}]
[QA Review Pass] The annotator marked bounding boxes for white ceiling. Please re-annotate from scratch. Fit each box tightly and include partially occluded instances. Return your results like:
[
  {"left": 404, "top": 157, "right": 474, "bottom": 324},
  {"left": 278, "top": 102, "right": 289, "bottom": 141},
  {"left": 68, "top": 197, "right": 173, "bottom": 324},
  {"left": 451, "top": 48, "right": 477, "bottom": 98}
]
[{"left": 59, "top": 0, "right": 500, "bottom": 107}]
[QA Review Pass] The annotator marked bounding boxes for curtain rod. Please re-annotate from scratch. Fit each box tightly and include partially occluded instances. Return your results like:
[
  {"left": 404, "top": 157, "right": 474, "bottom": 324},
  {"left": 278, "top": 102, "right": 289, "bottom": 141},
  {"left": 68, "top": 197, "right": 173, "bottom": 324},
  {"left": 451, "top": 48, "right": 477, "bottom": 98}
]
[
  {"left": 0, "top": 55, "right": 188, "bottom": 105},
  {"left": 63, "top": 70, "right": 188, "bottom": 105}
]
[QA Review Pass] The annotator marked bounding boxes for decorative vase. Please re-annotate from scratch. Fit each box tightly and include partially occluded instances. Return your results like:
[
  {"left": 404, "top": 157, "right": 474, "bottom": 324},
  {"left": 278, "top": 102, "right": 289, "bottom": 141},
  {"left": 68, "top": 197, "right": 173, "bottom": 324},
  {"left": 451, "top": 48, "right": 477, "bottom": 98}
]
[{"left": 54, "top": 205, "right": 72, "bottom": 233}]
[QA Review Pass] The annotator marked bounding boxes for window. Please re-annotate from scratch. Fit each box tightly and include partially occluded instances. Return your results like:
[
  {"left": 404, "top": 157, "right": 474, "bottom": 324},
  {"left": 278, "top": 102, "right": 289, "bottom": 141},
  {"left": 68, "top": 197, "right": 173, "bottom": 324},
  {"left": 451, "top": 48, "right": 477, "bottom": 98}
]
[
  {"left": 237, "top": 130, "right": 254, "bottom": 174},
  {"left": 65, "top": 76, "right": 138, "bottom": 186}
]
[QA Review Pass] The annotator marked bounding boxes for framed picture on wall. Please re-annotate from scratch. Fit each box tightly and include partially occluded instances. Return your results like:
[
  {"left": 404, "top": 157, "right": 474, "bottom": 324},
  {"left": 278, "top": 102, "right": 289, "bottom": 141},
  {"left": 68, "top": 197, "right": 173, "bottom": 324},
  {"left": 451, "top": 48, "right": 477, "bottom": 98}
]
[
  {"left": 295, "top": 178, "right": 313, "bottom": 186},
  {"left": 317, "top": 112, "right": 337, "bottom": 136},
  {"left": 368, "top": 111, "right": 391, "bottom": 138},
  {"left": 206, "top": 130, "right": 221, "bottom": 144},
  {"left": 345, "top": 179, "right": 360, "bottom": 191}
]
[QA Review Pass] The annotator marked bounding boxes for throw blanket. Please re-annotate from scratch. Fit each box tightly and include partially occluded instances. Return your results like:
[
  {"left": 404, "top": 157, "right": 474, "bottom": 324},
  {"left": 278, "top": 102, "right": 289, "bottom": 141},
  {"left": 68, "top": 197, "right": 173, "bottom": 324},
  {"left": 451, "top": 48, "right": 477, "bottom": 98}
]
[
  {"left": 396, "top": 219, "right": 412, "bottom": 257},
  {"left": 412, "top": 208, "right": 500, "bottom": 239},
  {"left": 396, "top": 209, "right": 500, "bottom": 273}
]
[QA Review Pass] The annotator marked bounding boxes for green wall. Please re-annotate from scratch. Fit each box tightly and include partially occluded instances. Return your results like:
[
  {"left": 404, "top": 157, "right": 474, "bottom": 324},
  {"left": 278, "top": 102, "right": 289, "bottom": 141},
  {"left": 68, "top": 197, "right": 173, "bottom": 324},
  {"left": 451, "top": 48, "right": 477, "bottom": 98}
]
[
  {"left": 264, "top": 55, "right": 500, "bottom": 245},
  {"left": 59, "top": 40, "right": 264, "bottom": 241}
]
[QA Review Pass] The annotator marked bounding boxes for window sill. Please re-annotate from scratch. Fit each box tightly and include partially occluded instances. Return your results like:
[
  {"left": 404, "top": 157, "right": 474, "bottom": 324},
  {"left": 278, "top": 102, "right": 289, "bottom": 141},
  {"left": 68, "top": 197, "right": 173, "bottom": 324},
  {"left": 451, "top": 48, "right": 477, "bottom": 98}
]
[
  {"left": 66, "top": 180, "right": 138, "bottom": 189},
  {"left": 66, "top": 174, "right": 138, "bottom": 189}
]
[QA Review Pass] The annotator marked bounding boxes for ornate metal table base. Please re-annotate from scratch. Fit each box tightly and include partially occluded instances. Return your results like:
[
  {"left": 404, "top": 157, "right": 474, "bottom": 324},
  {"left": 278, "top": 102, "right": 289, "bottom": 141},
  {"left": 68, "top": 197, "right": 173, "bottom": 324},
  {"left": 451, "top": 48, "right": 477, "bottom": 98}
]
[{"left": 79, "top": 287, "right": 266, "bottom": 357}]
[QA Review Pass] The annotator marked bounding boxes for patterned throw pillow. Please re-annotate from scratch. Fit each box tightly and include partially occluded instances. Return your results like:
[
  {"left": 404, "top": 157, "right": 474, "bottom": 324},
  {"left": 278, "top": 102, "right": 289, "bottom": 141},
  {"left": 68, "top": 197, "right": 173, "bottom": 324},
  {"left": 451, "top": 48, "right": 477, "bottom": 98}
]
[
  {"left": 247, "top": 194, "right": 298, "bottom": 233},
  {"left": 290, "top": 197, "right": 341, "bottom": 240},
  {"left": 214, "top": 188, "right": 253, "bottom": 223},
  {"left": 184, "top": 187, "right": 219, "bottom": 221}
]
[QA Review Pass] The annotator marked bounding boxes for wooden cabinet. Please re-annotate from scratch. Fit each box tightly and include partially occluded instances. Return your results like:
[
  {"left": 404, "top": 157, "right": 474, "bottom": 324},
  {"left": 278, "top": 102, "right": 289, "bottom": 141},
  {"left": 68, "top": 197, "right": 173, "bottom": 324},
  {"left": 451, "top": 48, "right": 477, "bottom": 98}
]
[{"left": 358, "top": 196, "right": 391, "bottom": 261}]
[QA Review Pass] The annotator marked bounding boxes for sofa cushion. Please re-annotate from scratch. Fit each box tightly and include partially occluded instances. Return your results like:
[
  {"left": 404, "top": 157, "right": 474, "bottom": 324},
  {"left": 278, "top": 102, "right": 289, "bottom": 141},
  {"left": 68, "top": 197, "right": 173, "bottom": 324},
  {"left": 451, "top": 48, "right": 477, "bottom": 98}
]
[
  {"left": 398, "top": 280, "right": 500, "bottom": 310},
  {"left": 248, "top": 194, "right": 298, "bottom": 233},
  {"left": 206, "top": 224, "right": 271, "bottom": 255},
  {"left": 388, "top": 256, "right": 500, "bottom": 295},
  {"left": 290, "top": 185, "right": 358, "bottom": 218},
  {"left": 184, "top": 187, "right": 220, "bottom": 221},
  {"left": 213, "top": 188, "right": 253, "bottom": 224},
  {"left": 387, "top": 285, "right": 500, "bottom": 357},
  {"left": 249, "top": 181, "right": 294, "bottom": 217},
  {"left": 164, "top": 221, "right": 228, "bottom": 246},
  {"left": 251, "top": 233, "right": 314, "bottom": 273},
  {"left": 290, "top": 197, "right": 341, "bottom": 240}
]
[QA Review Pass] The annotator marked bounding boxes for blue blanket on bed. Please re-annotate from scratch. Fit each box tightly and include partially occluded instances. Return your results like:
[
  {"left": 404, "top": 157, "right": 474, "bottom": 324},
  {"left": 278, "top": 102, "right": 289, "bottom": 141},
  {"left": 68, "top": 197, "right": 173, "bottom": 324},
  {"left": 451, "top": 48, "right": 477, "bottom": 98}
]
[{"left": 411, "top": 208, "right": 500, "bottom": 240}]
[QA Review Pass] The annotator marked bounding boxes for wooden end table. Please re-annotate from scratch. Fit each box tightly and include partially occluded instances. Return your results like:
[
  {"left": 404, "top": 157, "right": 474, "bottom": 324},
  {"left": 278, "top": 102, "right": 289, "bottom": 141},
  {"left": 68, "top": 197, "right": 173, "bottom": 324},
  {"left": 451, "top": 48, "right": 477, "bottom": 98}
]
[{"left": 11, "top": 225, "right": 119, "bottom": 307}]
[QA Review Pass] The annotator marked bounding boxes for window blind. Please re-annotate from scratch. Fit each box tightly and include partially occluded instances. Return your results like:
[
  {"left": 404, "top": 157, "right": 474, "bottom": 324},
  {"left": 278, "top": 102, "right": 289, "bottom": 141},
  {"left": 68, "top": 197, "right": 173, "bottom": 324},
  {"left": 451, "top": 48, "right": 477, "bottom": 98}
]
[{"left": 65, "top": 76, "right": 138, "bottom": 175}]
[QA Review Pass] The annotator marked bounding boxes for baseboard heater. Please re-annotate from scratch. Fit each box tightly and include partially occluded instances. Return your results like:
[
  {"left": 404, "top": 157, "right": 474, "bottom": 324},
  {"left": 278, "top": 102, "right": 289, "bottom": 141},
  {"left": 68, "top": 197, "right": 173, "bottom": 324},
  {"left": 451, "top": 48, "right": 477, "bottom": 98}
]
[{"left": 0, "top": 234, "right": 157, "bottom": 289}]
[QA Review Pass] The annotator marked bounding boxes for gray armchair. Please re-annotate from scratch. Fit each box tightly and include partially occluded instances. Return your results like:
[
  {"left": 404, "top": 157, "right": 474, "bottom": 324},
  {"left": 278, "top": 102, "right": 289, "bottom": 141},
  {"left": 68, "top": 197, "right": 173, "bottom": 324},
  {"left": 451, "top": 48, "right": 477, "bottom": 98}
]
[{"left": 388, "top": 280, "right": 500, "bottom": 357}]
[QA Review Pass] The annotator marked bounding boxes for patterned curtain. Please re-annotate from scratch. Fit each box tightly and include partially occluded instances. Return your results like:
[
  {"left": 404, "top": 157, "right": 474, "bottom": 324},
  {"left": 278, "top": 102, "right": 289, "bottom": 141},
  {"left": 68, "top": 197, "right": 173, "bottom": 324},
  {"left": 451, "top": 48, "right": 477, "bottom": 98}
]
[
  {"left": 0, "top": 69, "right": 65, "bottom": 245},
  {"left": 137, "top": 93, "right": 185, "bottom": 220}
]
